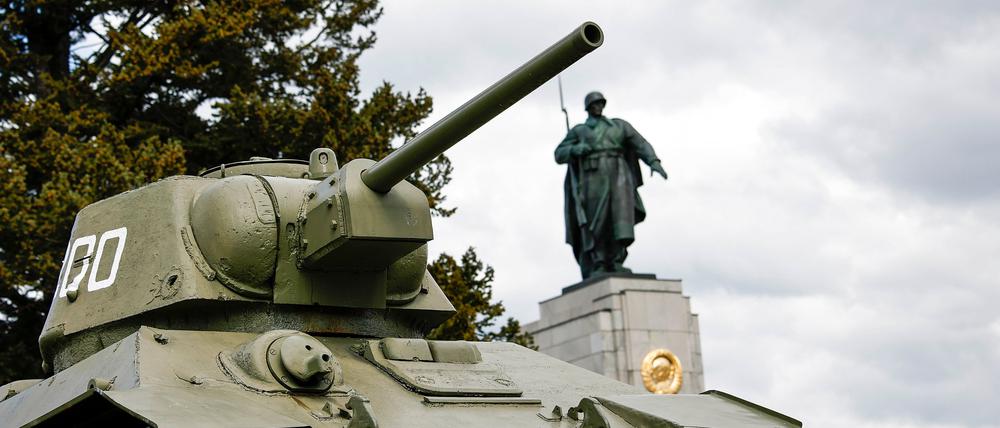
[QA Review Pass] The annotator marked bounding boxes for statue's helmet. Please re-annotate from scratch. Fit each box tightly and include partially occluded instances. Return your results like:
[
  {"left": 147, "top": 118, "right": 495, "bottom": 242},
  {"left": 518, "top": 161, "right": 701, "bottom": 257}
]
[{"left": 584, "top": 91, "right": 606, "bottom": 110}]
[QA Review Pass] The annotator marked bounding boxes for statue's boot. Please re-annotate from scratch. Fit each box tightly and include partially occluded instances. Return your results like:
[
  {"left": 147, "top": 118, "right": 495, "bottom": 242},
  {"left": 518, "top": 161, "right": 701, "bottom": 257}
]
[{"left": 612, "top": 242, "right": 630, "bottom": 273}]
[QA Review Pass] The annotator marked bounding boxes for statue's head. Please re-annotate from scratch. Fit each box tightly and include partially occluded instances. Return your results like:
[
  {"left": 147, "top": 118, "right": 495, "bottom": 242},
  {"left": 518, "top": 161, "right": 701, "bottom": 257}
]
[{"left": 584, "top": 91, "right": 606, "bottom": 117}]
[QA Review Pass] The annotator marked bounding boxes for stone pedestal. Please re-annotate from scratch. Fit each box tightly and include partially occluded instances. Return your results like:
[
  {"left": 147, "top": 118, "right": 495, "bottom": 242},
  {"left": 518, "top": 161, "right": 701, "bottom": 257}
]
[{"left": 525, "top": 274, "right": 705, "bottom": 394}]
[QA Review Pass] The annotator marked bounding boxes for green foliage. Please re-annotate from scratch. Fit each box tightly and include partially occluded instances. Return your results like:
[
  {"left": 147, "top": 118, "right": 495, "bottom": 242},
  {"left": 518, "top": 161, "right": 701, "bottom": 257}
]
[
  {"left": 0, "top": 0, "right": 457, "bottom": 384},
  {"left": 484, "top": 317, "right": 536, "bottom": 350},
  {"left": 427, "top": 248, "right": 536, "bottom": 350}
]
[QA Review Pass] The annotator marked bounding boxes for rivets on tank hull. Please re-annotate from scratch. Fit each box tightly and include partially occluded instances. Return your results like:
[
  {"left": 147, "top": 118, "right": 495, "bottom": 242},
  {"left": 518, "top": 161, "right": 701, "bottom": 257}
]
[{"left": 88, "top": 377, "right": 113, "bottom": 391}]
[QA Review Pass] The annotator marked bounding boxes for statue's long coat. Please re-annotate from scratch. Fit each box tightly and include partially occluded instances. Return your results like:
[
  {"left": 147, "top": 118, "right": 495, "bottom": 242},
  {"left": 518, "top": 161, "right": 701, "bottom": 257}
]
[{"left": 555, "top": 116, "right": 660, "bottom": 260}]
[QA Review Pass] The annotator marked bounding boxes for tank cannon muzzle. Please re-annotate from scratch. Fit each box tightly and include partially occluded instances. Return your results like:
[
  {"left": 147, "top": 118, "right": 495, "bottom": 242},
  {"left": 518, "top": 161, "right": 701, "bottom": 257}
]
[{"left": 360, "top": 21, "right": 604, "bottom": 193}]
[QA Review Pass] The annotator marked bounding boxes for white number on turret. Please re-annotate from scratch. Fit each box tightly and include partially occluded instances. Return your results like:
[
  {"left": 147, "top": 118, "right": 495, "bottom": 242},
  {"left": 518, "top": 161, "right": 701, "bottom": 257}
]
[{"left": 58, "top": 227, "right": 128, "bottom": 298}]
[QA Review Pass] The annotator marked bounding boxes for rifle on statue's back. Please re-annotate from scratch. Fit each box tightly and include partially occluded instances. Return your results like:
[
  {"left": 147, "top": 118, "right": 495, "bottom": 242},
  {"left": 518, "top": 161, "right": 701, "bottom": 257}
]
[{"left": 558, "top": 75, "right": 588, "bottom": 227}]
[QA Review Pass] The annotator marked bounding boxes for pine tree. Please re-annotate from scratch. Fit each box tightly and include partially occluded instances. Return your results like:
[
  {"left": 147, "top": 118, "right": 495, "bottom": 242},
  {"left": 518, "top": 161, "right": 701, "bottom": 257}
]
[{"left": 427, "top": 248, "right": 536, "bottom": 349}]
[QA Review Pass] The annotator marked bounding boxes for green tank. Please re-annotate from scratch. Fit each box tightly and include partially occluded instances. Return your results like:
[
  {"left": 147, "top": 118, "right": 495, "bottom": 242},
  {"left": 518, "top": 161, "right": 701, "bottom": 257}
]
[{"left": 0, "top": 22, "right": 800, "bottom": 427}]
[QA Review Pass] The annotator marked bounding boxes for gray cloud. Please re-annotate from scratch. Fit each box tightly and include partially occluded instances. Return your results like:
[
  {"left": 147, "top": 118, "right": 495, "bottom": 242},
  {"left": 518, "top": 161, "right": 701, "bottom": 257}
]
[{"left": 742, "top": 1, "right": 1000, "bottom": 203}]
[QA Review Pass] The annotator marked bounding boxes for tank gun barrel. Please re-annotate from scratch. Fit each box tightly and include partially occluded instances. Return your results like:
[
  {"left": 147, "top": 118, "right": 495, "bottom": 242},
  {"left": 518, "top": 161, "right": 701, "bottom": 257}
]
[{"left": 360, "top": 21, "right": 604, "bottom": 193}]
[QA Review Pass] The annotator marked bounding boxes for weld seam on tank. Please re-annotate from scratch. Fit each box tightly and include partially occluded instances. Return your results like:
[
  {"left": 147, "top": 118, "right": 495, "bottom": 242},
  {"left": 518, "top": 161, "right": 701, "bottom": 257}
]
[{"left": 244, "top": 173, "right": 282, "bottom": 272}]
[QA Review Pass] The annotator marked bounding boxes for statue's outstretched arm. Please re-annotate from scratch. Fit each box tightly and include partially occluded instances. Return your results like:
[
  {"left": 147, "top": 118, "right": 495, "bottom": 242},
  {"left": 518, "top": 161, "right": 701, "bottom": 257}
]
[{"left": 620, "top": 120, "right": 667, "bottom": 179}]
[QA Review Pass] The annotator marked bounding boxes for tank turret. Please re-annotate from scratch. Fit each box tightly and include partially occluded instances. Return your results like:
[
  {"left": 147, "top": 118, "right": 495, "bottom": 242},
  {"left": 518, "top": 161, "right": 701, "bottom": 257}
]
[{"left": 1, "top": 22, "right": 801, "bottom": 427}]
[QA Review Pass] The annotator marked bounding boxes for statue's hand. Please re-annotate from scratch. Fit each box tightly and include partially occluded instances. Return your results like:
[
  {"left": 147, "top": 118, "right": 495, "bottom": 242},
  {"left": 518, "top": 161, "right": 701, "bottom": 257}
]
[
  {"left": 651, "top": 161, "right": 668, "bottom": 180},
  {"left": 570, "top": 144, "right": 593, "bottom": 158}
]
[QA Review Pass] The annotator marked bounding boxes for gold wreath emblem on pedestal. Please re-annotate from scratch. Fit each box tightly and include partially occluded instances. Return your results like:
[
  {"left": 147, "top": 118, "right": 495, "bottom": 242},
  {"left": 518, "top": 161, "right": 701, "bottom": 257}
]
[{"left": 641, "top": 349, "right": 683, "bottom": 394}]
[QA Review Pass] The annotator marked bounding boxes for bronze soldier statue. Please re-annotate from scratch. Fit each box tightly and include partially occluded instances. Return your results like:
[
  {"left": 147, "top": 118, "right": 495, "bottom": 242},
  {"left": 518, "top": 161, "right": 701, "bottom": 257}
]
[{"left": 556, "top": 92, "right": 668, "bottom": 279}]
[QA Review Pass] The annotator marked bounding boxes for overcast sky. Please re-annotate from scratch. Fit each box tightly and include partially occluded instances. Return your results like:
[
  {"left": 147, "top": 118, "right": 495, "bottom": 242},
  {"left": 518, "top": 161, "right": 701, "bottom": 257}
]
[{"left": 356, "top": 2, "right": 1000, "bottom": 427}]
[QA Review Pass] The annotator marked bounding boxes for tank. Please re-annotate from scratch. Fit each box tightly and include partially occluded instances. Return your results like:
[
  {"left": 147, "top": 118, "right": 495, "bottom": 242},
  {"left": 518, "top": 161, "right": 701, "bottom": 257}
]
[{"left": 0, "top": 22, "right": 800, "bottom": 427}]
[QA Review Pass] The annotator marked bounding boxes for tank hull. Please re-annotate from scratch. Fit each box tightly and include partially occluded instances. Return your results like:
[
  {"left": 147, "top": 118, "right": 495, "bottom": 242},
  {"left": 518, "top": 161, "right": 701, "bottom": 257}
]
[{"left": 1, "top": 327, "right": 799, "bottom": 427}]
